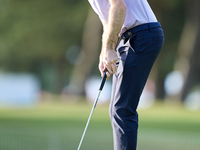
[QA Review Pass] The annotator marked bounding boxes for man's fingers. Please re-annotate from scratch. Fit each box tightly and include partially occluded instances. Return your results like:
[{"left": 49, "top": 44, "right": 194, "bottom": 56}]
[
  {"left": 106, "top": 65, "right": 113, "bottom": 74},
  {"left": 106, "top": 71, "right": 110, "bottom": 79},
  {"left": 105, "top": 62, "right": 117, "bottom": 74},
  {"left": 102, "top": 49, "right": 118, "bottom": 78},
  {"left": 106, "top": 59, "right": 117, "bottom": 66},
  {"left": 111, "top": 63, "right": 117, "bottom": 73}
]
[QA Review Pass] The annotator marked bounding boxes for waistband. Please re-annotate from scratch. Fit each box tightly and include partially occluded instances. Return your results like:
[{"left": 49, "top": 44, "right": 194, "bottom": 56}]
[{"left": 121, "top": 22, "right": 161, "bottom": 41}]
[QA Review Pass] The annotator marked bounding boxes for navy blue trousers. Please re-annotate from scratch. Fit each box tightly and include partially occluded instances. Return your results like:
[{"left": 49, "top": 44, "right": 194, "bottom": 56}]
[{"left": 109, "top": 22, "right": 164, "bottom": 150}]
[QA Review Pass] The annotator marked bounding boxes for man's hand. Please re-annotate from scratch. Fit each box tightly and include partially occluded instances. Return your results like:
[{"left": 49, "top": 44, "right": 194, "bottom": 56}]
[{"left": 99, "top": 49, "right": 118, "bottom": 79}]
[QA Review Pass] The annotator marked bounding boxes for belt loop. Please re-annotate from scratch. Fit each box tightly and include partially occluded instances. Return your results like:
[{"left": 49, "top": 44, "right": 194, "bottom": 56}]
[{"left": 148, "top": 24, "right": 151, "bottom": 31}]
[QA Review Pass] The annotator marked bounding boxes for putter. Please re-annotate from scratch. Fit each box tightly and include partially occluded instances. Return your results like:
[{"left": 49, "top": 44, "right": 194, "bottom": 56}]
[{"left": 77, "top": 70, "right": 107, "bottom": 150}]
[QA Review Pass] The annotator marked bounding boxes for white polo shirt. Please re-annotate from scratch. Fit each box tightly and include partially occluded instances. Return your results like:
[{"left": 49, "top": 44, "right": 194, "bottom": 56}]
[{"left": 88, "top": 0, "right": 157, "bottom": 30}]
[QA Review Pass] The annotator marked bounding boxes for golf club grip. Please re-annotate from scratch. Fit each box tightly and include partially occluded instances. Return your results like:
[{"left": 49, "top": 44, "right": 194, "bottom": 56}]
[{"left": 99, "top": 69, "right": 107, "bottom": 91}]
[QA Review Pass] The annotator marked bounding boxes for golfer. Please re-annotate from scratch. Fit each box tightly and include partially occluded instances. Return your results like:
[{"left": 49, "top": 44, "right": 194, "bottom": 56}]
[{"left": 88, "top": 0, "right": 164, "bottom": 149}]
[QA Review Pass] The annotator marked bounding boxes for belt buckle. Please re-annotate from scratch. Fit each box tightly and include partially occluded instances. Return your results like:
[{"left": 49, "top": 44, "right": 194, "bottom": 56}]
[{"left": 127, "top": 32, "right": 133, "bottom": 37}]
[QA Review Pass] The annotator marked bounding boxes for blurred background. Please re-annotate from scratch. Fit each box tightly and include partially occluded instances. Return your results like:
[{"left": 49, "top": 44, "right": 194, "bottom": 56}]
[{"left": 0, "top": 0, "right": 200, "bottom": 150}]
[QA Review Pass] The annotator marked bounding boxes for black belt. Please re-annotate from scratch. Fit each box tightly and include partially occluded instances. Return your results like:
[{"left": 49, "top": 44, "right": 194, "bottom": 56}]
[{"left": 121, "top": 22, "right": 161, "bottom": 41}]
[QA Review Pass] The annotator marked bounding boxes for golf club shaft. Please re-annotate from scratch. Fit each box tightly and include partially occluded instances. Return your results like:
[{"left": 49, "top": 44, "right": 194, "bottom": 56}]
[
  {"left": 77, "top": 90, "right": 101, "bottom": 150},
  {"left": 77, "top": 70, "right": 107, "bottom": 150}
]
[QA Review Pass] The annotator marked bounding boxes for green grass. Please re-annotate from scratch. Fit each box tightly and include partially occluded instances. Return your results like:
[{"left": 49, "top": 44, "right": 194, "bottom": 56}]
[
  {"left": 0, "top": 101, "right": 199, "bottom": 150},
  {"left": 138, "top": 102, "right": 200, "bottom": 132}
]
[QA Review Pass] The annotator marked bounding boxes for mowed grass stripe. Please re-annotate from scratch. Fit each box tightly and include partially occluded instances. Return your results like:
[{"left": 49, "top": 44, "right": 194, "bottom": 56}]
[{"left": 0, "top": 102, "right": 200, "bottom": 130}]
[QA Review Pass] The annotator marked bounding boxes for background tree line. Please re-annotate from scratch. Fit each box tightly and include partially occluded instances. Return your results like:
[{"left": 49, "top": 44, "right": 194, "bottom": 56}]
[{"left": 0, "top": 0, "right": 199, "bottom": 101}]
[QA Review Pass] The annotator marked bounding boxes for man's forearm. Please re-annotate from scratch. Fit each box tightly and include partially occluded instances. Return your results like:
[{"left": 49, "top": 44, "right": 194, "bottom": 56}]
[
  {"left": 100, "top": 0, "right": 126, "bottom": 59},
  {"left": 105, "top": 0, "right": 126, "bottom": 50},
  {"left": 99, "top": 0, "right": 126, "bottom": 78}
]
